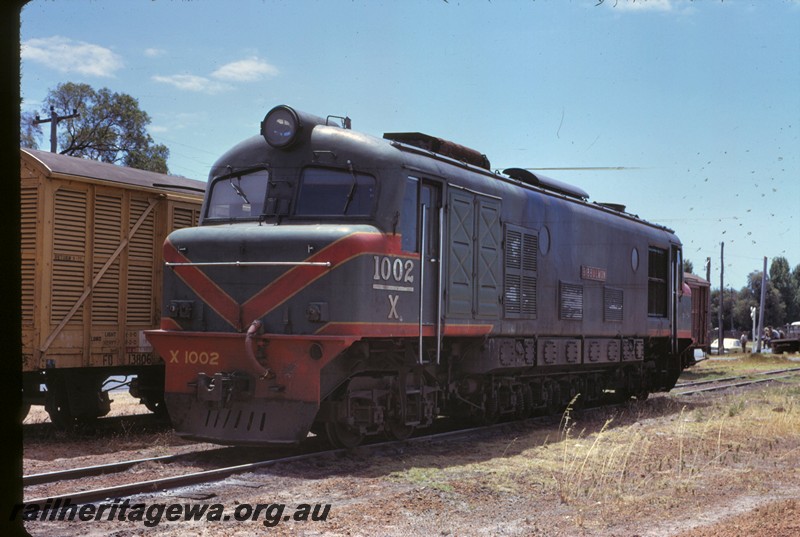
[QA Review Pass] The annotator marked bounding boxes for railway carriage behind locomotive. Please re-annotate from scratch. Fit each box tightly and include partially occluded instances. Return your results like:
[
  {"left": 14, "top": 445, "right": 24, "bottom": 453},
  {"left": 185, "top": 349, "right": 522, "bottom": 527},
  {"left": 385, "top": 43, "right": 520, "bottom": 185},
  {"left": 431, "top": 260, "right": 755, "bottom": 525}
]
[{"left": 146, "top": 105, "right": 702, "bottom": 447}]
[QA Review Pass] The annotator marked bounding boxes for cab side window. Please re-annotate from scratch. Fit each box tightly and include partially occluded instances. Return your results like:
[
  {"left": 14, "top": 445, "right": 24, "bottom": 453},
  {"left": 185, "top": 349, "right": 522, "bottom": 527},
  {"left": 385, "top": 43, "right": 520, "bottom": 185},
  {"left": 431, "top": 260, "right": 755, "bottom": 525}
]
[{"left": 400, "top": 177, "right": 418, "bottom": 252}]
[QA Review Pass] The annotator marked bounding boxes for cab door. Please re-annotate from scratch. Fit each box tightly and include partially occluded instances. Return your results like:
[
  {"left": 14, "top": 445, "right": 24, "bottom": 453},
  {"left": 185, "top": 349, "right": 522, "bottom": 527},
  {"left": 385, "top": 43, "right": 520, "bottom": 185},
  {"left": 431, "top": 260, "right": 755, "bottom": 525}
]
[
  {"left": 399, "top": 177, "right": 442, "bottom": 363},
  {"left": 418, "top": 181, "right": 441, "bottom": 327}
]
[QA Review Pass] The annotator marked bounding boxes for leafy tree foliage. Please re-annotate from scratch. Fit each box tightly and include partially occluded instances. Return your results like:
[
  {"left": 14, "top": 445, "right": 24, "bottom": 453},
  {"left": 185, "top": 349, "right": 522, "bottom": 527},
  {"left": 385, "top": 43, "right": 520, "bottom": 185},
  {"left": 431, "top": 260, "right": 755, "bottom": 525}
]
[
  {"left": 22, "top": 82, "right": 169, "bottom": 173},
  {"left": 711, "top": 257, "right": 800, "bottom": 337},
  {"left": 683, "top": 258, "right": 695, "bottom": 275},
  {"left": 20, "top": 110, "right": 40, "bottom": 149}
]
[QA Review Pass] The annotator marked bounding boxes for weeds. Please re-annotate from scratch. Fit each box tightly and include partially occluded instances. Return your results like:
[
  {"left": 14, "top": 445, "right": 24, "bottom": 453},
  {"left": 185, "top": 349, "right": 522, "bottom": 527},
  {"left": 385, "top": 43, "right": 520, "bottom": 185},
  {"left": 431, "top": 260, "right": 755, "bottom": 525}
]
[{"left": 544, "top": 383, "right": 799, "bottom": 510}]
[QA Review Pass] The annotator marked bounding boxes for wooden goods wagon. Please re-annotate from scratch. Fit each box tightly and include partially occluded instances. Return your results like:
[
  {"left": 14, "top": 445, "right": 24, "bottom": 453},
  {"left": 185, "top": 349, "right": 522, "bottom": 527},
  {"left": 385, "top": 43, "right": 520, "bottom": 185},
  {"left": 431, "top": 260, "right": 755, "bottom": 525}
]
[{"left": 20, "top": 148, "right": 205, "bottom": 425}]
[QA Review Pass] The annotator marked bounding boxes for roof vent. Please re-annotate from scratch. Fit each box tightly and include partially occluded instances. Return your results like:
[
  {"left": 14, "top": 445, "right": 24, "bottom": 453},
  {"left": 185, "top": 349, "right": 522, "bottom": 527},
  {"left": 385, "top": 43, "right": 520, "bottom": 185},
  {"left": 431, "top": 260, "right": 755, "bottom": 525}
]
[
  {"left": 597, "top": 202, "right": 626, "bottom": 213},
  {"left": 384, "top": 132, "right": 491, "bottom": 170},
  {"left": 503, "top": 168, "right": 589, "bottom": 201}
]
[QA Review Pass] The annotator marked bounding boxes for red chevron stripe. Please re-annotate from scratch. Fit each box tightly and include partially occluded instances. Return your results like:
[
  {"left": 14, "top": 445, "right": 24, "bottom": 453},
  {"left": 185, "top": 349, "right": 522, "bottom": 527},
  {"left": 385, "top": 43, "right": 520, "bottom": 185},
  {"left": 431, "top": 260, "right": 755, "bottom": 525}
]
[
  {"left": 241, "top": 232, "right": 406, "bottom": 322},
  {"left": 165, "top": 231, "right": 408, "bottom": 331},
  {"left": 164, "top": 239, "right": 242, "bottom": 329},
  {"left": 314, "top": 322, "right": 494, "bottom": 338}
]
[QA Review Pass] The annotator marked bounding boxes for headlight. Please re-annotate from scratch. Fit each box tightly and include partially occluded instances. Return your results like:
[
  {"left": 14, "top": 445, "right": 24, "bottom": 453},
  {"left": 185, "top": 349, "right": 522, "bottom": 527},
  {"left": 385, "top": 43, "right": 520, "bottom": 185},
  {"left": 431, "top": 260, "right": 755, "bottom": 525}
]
[{"left": 261, "top": 105, "right": 300, "bottom": 148}]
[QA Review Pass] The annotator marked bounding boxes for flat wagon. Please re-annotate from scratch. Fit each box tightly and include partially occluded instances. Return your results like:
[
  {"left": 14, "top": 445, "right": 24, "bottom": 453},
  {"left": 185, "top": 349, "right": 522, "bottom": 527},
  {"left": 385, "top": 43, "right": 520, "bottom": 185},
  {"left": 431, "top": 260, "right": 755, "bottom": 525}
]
[{"left": 21, "top": 148, "right": 205, "bottom": 425}]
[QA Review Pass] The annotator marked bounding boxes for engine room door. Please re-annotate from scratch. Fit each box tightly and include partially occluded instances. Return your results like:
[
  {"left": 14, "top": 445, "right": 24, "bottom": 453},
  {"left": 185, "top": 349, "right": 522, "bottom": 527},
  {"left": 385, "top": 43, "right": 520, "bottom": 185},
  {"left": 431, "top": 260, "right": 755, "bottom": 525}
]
[{"left": 445, "top": 188, "right": 502, "bottom": 320}]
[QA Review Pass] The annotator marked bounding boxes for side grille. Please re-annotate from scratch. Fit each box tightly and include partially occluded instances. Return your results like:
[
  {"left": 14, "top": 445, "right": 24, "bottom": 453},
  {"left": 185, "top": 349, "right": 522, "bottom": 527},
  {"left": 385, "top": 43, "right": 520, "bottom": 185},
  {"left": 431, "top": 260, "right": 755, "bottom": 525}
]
[
  {"left": 126, "top": 198, "right": 155, "bottom": 325},
  {"left": 604, "top": 287, "right": 624, "bottom": 322},
  {"left": 91, "top": 194, "right": 122, "bottom": 323},
  {"left": 504, "top": 226, "right": 538, "bottom": 318},
  {"left": 172, "top": 206, "right": 200, "bottom": 230},
  {"left": 21, "top": 186, "right": 38, "bottom": 324},
  {"left": 51, "top": 189, "right": 87, "bottom": 324},
  {"left": 559, "top": 282, "right": 584, "bottom": 320}
]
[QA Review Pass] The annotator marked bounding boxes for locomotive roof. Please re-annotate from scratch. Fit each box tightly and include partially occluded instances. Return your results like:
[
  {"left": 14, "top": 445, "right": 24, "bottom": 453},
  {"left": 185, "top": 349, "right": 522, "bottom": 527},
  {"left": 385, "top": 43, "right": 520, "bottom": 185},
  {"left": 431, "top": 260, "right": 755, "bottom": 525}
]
[
  {"left": 383, "top": 134, "right": 674, "bottom": 235},
  {"left": 21, "top": 148, "right": 206, "bottom": 194}
]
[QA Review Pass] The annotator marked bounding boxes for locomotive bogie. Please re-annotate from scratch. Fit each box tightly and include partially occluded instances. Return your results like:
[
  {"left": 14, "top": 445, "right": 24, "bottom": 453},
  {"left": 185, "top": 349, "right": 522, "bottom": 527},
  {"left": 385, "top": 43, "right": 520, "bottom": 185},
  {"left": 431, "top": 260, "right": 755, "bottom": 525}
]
[{"left": 147, "top": 105, "right": 703, "bottom": 447}]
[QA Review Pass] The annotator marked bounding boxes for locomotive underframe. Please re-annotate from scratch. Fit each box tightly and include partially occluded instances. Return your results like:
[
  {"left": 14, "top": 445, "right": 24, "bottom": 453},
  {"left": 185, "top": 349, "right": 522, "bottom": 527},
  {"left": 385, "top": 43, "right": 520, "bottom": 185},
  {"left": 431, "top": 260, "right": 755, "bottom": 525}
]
[{"left": 162, "top": 333, "right": 690, "bottom": 447}]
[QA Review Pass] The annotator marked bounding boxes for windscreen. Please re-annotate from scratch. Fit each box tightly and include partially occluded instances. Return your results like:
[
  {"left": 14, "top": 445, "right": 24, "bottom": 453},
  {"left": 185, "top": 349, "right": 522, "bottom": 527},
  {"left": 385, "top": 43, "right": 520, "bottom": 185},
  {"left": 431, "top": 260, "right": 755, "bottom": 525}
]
[
  {"left": 206, "top": 168, "right": 269, "bottom": 220},
  {"left": 295, "top": 167, "right": 376, "bottom": 217}
]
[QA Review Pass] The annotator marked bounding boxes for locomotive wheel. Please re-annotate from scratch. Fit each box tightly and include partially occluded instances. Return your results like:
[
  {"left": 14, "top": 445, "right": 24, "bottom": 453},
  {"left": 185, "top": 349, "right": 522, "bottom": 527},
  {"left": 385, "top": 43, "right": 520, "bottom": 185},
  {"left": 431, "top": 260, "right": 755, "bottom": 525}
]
[
  {"left": 482, "top": 392, "right": 500, "bottom": 425},
  {"left": 516, "top": 384, "right": 534, "bottom": 420},
  {"left": 325, "top": 420, "right": 364, "bottom": 449},
  {"left": 569, "top": 378, "right": 585, "bottom": 410},
  {"left": 544, "top": 381, "right": 562, "bottom": 416},
  {"left": 385, "top": 419, "right": 415, "bottom": 441}
]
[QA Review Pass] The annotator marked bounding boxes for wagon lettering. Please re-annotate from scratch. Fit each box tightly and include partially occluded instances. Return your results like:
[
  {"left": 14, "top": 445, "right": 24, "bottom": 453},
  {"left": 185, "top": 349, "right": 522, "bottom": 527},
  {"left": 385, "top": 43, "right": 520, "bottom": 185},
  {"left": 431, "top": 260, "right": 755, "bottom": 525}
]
[{"left": 127, "top": 353, "right": 153, "bottom": 365}]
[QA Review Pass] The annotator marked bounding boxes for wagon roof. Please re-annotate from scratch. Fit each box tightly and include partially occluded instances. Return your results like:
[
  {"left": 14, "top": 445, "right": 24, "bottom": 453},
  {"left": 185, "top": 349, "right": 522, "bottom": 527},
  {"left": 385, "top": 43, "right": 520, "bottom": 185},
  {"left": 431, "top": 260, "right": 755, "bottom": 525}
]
[{"left": 21, "top": 148, "right": 206, "bottom": 193}]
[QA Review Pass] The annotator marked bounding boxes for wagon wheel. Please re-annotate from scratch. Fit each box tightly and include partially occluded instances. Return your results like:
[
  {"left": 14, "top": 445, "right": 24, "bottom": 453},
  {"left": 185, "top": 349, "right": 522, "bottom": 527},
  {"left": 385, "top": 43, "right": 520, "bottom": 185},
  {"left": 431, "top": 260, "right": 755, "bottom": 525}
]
[
  {"left": 325, "top": 419, "right": 364, "bottom": 449},
  {"left": 143, "top": 396, "right": 169, "bottom": 417},
  {"left": 44, "top": 378, "right": 73, "bottom": 429},
  {"left": 20, "top": 402, "right": 31, "bottom": 422}
]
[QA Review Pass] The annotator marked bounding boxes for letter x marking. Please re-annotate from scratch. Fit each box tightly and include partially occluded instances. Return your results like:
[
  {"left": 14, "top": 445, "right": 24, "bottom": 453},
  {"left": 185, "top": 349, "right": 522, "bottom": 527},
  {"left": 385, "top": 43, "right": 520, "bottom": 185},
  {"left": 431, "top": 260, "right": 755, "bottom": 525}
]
[{"left": 388, "top": 294, "right": 400, "bottom": 320}]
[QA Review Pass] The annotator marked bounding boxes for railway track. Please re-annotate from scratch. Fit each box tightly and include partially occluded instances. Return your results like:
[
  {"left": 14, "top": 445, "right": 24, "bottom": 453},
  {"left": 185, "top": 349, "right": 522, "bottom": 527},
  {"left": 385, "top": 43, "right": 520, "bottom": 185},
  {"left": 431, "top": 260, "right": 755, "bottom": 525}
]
[
  {"left": 22, "top": 438, "right": 330, "bottom": 504},
  {"left": 25, "top": 369, "right": 800, "bottom": 507},
  {"left": 673, "top": 366, "right": 800, "bottom": 396},
  {"left": 23, "top": 448, "right": 234, "bottom": 487},
  {"left": 22, "top": 418, "right": 545, "bottom": 506}
]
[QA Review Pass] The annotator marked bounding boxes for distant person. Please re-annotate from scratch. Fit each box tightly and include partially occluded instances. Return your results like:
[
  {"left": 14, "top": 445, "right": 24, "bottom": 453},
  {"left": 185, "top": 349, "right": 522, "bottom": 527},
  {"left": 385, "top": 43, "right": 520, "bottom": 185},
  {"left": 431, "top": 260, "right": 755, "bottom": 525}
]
[{"left": 740, "top": 333, "right": 748, "bottom": 353}]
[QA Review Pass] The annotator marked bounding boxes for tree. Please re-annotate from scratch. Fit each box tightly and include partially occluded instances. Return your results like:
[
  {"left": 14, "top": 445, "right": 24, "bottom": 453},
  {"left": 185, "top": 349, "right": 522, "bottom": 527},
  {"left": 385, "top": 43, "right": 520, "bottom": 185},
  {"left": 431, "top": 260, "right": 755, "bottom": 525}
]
[
  {"left": 20, "top": 110, "right": 40, "bottom": 148},
  {"left": 23, "top": 82, "right": 169, "bottom": 173},
  {"left": 770, "top": 257, "right": 800, "bottom": 324},
  {"left": 789, "top": 264, "right": 800, "bottom": 322},
  {"left": 746, "top": 270, "right": 786, "bottom": 329}
]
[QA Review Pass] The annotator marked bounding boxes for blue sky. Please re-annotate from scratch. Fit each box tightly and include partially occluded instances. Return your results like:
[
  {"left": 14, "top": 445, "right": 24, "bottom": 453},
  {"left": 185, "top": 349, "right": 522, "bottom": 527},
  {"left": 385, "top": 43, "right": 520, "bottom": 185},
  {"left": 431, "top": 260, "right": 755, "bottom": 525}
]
[{"left": 20, "top": 0, "right": 800, "bottom": 291}]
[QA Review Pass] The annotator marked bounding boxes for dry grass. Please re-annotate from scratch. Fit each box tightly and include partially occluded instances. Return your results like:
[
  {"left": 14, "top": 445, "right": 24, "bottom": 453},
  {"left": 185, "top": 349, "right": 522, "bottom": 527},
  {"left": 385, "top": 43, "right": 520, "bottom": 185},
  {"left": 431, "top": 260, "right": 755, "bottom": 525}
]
[
  {"left": 681, "top": 352, "right": 800, "bottom": 381},
  {"left": 385, "top": 359, "right": 800, "bottom": 533}
]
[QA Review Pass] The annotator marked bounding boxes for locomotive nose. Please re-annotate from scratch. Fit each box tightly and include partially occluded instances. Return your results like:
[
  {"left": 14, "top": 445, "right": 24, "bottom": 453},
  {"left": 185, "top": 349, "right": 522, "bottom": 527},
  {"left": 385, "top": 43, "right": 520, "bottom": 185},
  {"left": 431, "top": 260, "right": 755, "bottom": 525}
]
[{"left": 159, "top": 224, "right": 373, "bottom": 334}]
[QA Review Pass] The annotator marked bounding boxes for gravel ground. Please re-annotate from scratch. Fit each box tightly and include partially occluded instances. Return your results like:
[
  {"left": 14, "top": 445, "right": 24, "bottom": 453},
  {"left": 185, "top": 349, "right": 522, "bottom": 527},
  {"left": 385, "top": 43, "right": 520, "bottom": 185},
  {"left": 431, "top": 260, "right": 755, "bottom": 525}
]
[{"left": 20, "top": 377, "right": 800, "bottom": 536}]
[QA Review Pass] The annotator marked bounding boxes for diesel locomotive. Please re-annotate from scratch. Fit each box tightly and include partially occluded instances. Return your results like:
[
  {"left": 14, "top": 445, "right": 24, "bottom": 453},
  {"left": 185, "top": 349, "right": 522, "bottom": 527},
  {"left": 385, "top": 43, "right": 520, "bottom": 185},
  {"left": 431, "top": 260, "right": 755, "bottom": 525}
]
[{"left": 146, "top": 105, "right": 704, "bottom": 447}]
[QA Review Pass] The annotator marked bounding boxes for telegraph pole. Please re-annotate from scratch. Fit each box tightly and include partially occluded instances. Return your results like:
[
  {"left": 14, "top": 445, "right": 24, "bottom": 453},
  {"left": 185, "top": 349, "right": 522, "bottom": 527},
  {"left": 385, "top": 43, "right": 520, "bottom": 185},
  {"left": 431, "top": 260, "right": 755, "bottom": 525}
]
[
  {"left": 33, "top": 106, "right": 80, "bottom": 153},
  {"left": 705, "top": 257, "right": 712, "bottom": 348},
  {"left": 718, "top": 242, "right": 724, "bottom": 354},
  {"left": 756, "top": 256, "right": 768, "bottom": 353}
]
